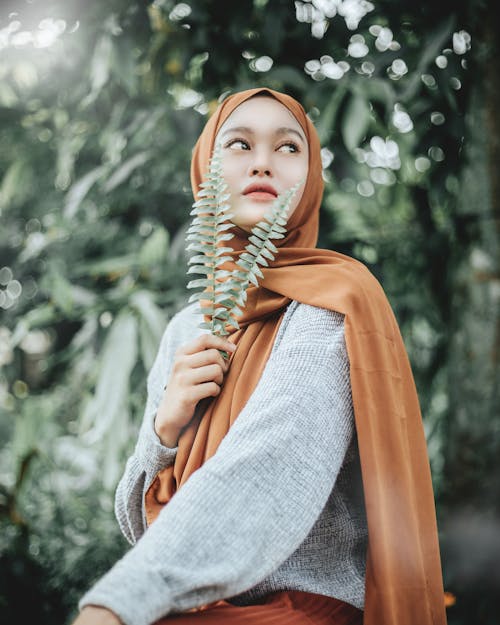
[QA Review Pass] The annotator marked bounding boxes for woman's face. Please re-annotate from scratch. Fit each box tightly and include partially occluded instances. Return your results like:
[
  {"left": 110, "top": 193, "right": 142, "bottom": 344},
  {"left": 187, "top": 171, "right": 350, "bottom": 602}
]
[{"left": 215, "top": 96, "right": 309, "bottom": 233}]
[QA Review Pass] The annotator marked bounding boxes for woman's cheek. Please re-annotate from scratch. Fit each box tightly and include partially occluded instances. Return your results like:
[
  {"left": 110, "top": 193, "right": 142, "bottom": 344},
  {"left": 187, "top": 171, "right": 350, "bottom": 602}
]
[{"left": 222, "top": 164, "right": 242, "bottom": 190}]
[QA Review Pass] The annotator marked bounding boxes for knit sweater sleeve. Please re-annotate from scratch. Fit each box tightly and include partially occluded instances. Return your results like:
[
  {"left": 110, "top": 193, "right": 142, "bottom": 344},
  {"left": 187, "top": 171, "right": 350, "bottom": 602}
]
[
  {"left": 114, "top": 314, "right": 186, "bottom": 544},
  {"left": 79, "top": 305, "right": 354, "bottom": 625}
]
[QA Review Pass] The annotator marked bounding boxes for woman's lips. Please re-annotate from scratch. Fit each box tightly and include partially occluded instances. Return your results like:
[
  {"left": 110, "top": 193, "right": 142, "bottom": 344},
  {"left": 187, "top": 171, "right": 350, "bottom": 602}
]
[
  {"left": 242, "top": 183, "right": 278, "bottom": 201},
  {"left": 244, "top": 191, "right": 276, "bottom": 201}
]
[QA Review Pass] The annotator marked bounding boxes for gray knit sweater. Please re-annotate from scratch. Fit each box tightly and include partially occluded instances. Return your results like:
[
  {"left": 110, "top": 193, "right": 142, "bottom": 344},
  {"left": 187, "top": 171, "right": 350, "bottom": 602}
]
[{"left": 79, "top": 300, "right": 368, "bottom": 625}]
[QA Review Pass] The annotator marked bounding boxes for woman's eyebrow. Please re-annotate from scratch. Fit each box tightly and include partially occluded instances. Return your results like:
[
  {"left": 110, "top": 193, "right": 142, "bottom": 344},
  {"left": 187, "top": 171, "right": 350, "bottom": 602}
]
[
  {"left": 220, "top": 126, "right": 305, "bottom": 143},
  {"left": 220, "top": 126, "right": 253, "bottom": 137},
  {"left": 276, "top": 127, "right": 305, "bottom": 143}
]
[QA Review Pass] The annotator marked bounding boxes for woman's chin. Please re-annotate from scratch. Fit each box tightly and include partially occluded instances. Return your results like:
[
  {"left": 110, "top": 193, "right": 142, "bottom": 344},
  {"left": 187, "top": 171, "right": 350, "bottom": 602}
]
[{"left": 231, "top": 209, "right": 270, "bottom": 232}]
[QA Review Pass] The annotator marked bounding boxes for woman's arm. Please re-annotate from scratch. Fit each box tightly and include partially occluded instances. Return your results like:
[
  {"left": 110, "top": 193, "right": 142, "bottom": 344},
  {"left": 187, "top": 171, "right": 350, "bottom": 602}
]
[
  {"left": 71, "top": 606, "right": 122, "bottom": 625},
  {"left": 114, "top": 309, "right": 232, "bottom": 544},
  {"left": 79, "top": 305, "right": 354, "bottom": 625},
  {"left": 113, "top": 320, "right": 180, "bottom": 545}
]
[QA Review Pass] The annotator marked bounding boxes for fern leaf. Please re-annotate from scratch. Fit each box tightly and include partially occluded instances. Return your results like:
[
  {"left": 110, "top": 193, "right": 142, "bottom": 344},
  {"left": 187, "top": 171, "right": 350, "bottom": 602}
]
[
  {"left": 186, "top": 141, "right": 236, "bottom": 336},
  {"left": 186, "top": 138, "right": 302, "bottom": 338},
  {"left": 226, "top": 181, "right": 302, "bottom": 322}
]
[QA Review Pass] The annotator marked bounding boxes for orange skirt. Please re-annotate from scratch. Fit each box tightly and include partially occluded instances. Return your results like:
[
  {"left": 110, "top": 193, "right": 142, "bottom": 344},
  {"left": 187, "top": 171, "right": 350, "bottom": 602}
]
[{"left": 153, "top": 591, "right": 363, "bottom": 625}]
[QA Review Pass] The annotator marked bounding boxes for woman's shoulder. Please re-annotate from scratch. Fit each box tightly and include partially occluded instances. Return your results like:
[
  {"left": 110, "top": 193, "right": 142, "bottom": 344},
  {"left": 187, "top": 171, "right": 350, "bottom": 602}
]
[
  {"left": 158, "top": 300, "right": 346, "bottom": 354},
  {"left": 168, "top": 301, "right": 204, "bottom": 334},
  {"left": 276, "top": 301, "right": 346, "bottom": 348}
]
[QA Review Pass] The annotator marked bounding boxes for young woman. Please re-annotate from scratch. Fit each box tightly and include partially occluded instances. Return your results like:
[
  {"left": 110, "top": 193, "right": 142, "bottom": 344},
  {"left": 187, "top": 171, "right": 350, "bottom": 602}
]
[{"left": 73, "top": 88, "right": 447, "bottom": 625}]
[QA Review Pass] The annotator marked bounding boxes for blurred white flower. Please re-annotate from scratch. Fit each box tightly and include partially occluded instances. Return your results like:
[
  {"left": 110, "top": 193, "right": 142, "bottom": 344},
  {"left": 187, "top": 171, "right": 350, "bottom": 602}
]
[
  {"left": 6, "top": 280, "right": 22, "bottom": 299},
  {"left": 348, "top": 34, "right": 369, "bottom": 58},
  {"left": 322, "top": 61, "right": 345, "bottom": 79},
  {"left": 366, "top": 136, "right": 401, "bottom": 170},
  {"left": 428, "top": 146, "right": 445, "bottom": 162},
  {"left": 305, "top": 56, "right": 349, "bottom": 80},
  {"left": 0, "top": 267, "right": 13, "bottom": 285},
  {"left": 421, "top": 73, "right": 437, "bottom": 88},
  {"left": 0, "top": 292, "right": 13, "bottom": 310},
  {"left": 295, "top": 1, "right": 314, "bottom": 22},
  {"left": 321, "top": 147, "right": 334, "bottom": 168},
  {"left": 392, "top": 104, "right": 413, "bottom": 133},
  {"left": 20, "top": 330, "right": 52, "bottom": 355},
  {"left": 0, "top": 17, "right": 66, "bottom": 50},
  {"left": 34, "top": 18, "right": 66, "bottom": 48},
  {"left": 431, "top": 111, "right": 445, "bottom": 126},
  {"left": 452, "top": 30, "right": 471, "bottom": 55},
  {"left": 295, "top": 1, "right": 330, "bottom": 38},
  {"left": 435, "top": 55, "right": 448, "bottom": 69},
  {"left": 370, "top": 167, "right": 396, "bottom": 185},
  {"left": 250, "top": 55, "right": 273, "bottom": 72},
  {"left": 338, "top": 0, "right": 374, "bottom": 30},
  {"left": 391, "top": 59, "right": 408, "bottom": 77},
  {"left": 169, "top": 3, "right": 192, "bottom": 21},
  {"left": 313, "top": 0, "right": 338, "bottom": 17},
  {"left": 99, "top": 311, "right": 114, "bottom": 328},
  {"left": 295, "top": 0, "right": 373, "bottom": 38},
  {"left": 305, "top": 59, "right": 321, "bottom": 73},
  {"left": 311, "top": 19, "right": 328, "bottom": 38},
  {"left": 415, "top": 156, "right": 431, "bottom": 172},
  {"left": 168, "top": 85, "right": 203, "bottom": 109},
  {"left": 370, "top": 26, "right": 400, "bottom": 52},
  {"left": 360, "top": 61, "right": 375, "bottom": 76},
  {"left": 470, "top": 248, "right": 493, "bottom": 271},
  {"left": 357, "top": 180, "right": 375, "bottom": 197}
]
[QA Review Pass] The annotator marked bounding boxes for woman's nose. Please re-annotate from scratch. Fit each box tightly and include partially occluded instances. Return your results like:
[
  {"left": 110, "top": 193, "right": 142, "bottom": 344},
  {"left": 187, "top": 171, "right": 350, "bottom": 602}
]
[
  {"left": 251, "top": 166, "right": 271, "bottom": 176},
  {"left": 248, "top": 149, "right": 272, "bottom": 177}
]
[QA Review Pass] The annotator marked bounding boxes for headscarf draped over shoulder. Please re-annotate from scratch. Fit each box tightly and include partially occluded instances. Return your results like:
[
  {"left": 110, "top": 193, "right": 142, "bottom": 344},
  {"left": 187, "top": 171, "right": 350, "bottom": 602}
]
[{"left": 146, "top": 88, "right": 447, "bottom": 625}]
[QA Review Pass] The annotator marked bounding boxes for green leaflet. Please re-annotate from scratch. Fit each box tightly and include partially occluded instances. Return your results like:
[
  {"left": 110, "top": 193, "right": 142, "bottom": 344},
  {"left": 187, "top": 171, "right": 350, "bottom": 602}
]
[
  {"left": 253, "top": 223, "right": 271, "bottom": 236},
  {"left": 216, "top": 223, "right": 235, "bottom": 233},
  {"left": 238, "top": 252, "right": 255, "bottom": 264},
  {"left": 186, "top": 143, "right": 301, "bottom": 336},
  {"left": 188, "top": 254, "right": 214, "bottom": 265},
  {"left": 245, "top": 244, "right": 261, "bottom": 257},
  {"left": 265, "top": 240, "right": 278, "bottom": 254},
  {"left": 260, "top": 247, "right": 275, "bottom": 261},
  {"left": 188, "top": 291, "right": 206, "bottom": 303},
  {"left": 216, "top": 246, "right": 234, "bottom": 256},
  {"left": 187, "top": 278, "right": 211, "bottom": 289}
]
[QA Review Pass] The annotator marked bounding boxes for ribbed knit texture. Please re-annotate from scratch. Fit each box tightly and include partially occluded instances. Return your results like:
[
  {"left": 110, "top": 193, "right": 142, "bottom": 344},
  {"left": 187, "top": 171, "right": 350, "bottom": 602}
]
[{"left": 78, "top": 301, "right": 367, "bottom": 625}]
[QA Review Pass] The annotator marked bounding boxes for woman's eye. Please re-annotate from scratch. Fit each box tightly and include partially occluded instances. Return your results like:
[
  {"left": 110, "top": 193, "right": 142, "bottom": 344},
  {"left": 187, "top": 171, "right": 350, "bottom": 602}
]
[
  {"left": 277, "top": 142, "right": 299, "bottom": 153},
  {"left": 226, "top": 139, "right": 250, "bottom": 150}
]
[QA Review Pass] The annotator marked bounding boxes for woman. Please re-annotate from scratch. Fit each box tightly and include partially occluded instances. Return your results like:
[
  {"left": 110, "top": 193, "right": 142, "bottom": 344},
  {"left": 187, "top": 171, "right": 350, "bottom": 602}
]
[{"left": 73, "top": 88, "right": 447, "bottom": 625}]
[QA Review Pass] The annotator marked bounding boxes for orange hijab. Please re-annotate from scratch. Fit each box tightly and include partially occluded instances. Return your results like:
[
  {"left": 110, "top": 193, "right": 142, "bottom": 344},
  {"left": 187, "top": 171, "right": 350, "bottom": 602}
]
[{"left": 145, "top": 88, "right": 447, "bottom": 625}]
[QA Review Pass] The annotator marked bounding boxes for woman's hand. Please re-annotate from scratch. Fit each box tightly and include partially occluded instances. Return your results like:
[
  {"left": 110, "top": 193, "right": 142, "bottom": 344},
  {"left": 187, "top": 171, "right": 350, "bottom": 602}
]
[
  {"left": 70, "top": 606, "right": 122, "bottom": 625},
  {"left": 154, "top": 334, "right": 237, "bottom": 447}
]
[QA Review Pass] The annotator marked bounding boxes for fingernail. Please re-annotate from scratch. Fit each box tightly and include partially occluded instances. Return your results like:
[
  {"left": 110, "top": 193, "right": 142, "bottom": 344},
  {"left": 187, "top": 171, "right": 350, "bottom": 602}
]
[{"left": 227, "top": 342, "right": 237, "bottom": 351}]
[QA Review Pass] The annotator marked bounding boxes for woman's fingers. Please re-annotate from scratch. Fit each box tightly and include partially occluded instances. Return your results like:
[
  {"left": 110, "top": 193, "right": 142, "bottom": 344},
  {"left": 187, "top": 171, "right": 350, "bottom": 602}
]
[
  {"left": 191, "top": 381, "right": 222, "bottom": 403},
  {"left": 185, "top": 348, "right": 229, "bottom": 372},
  {"left": 189, "top": 364, "right": 225, "bottom": 386},
  {"left": 179, "top": 333, "right": 236, "bottom": 358},
  {"left": 155, "top": 334, "right": 237, "bottom": 439}
]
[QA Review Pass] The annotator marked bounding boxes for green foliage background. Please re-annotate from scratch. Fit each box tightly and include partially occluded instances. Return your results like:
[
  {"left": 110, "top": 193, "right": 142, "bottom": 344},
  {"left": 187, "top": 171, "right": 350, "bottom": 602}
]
[{"left": 0, "top": 0, "right": 498, "bottom": 623}]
